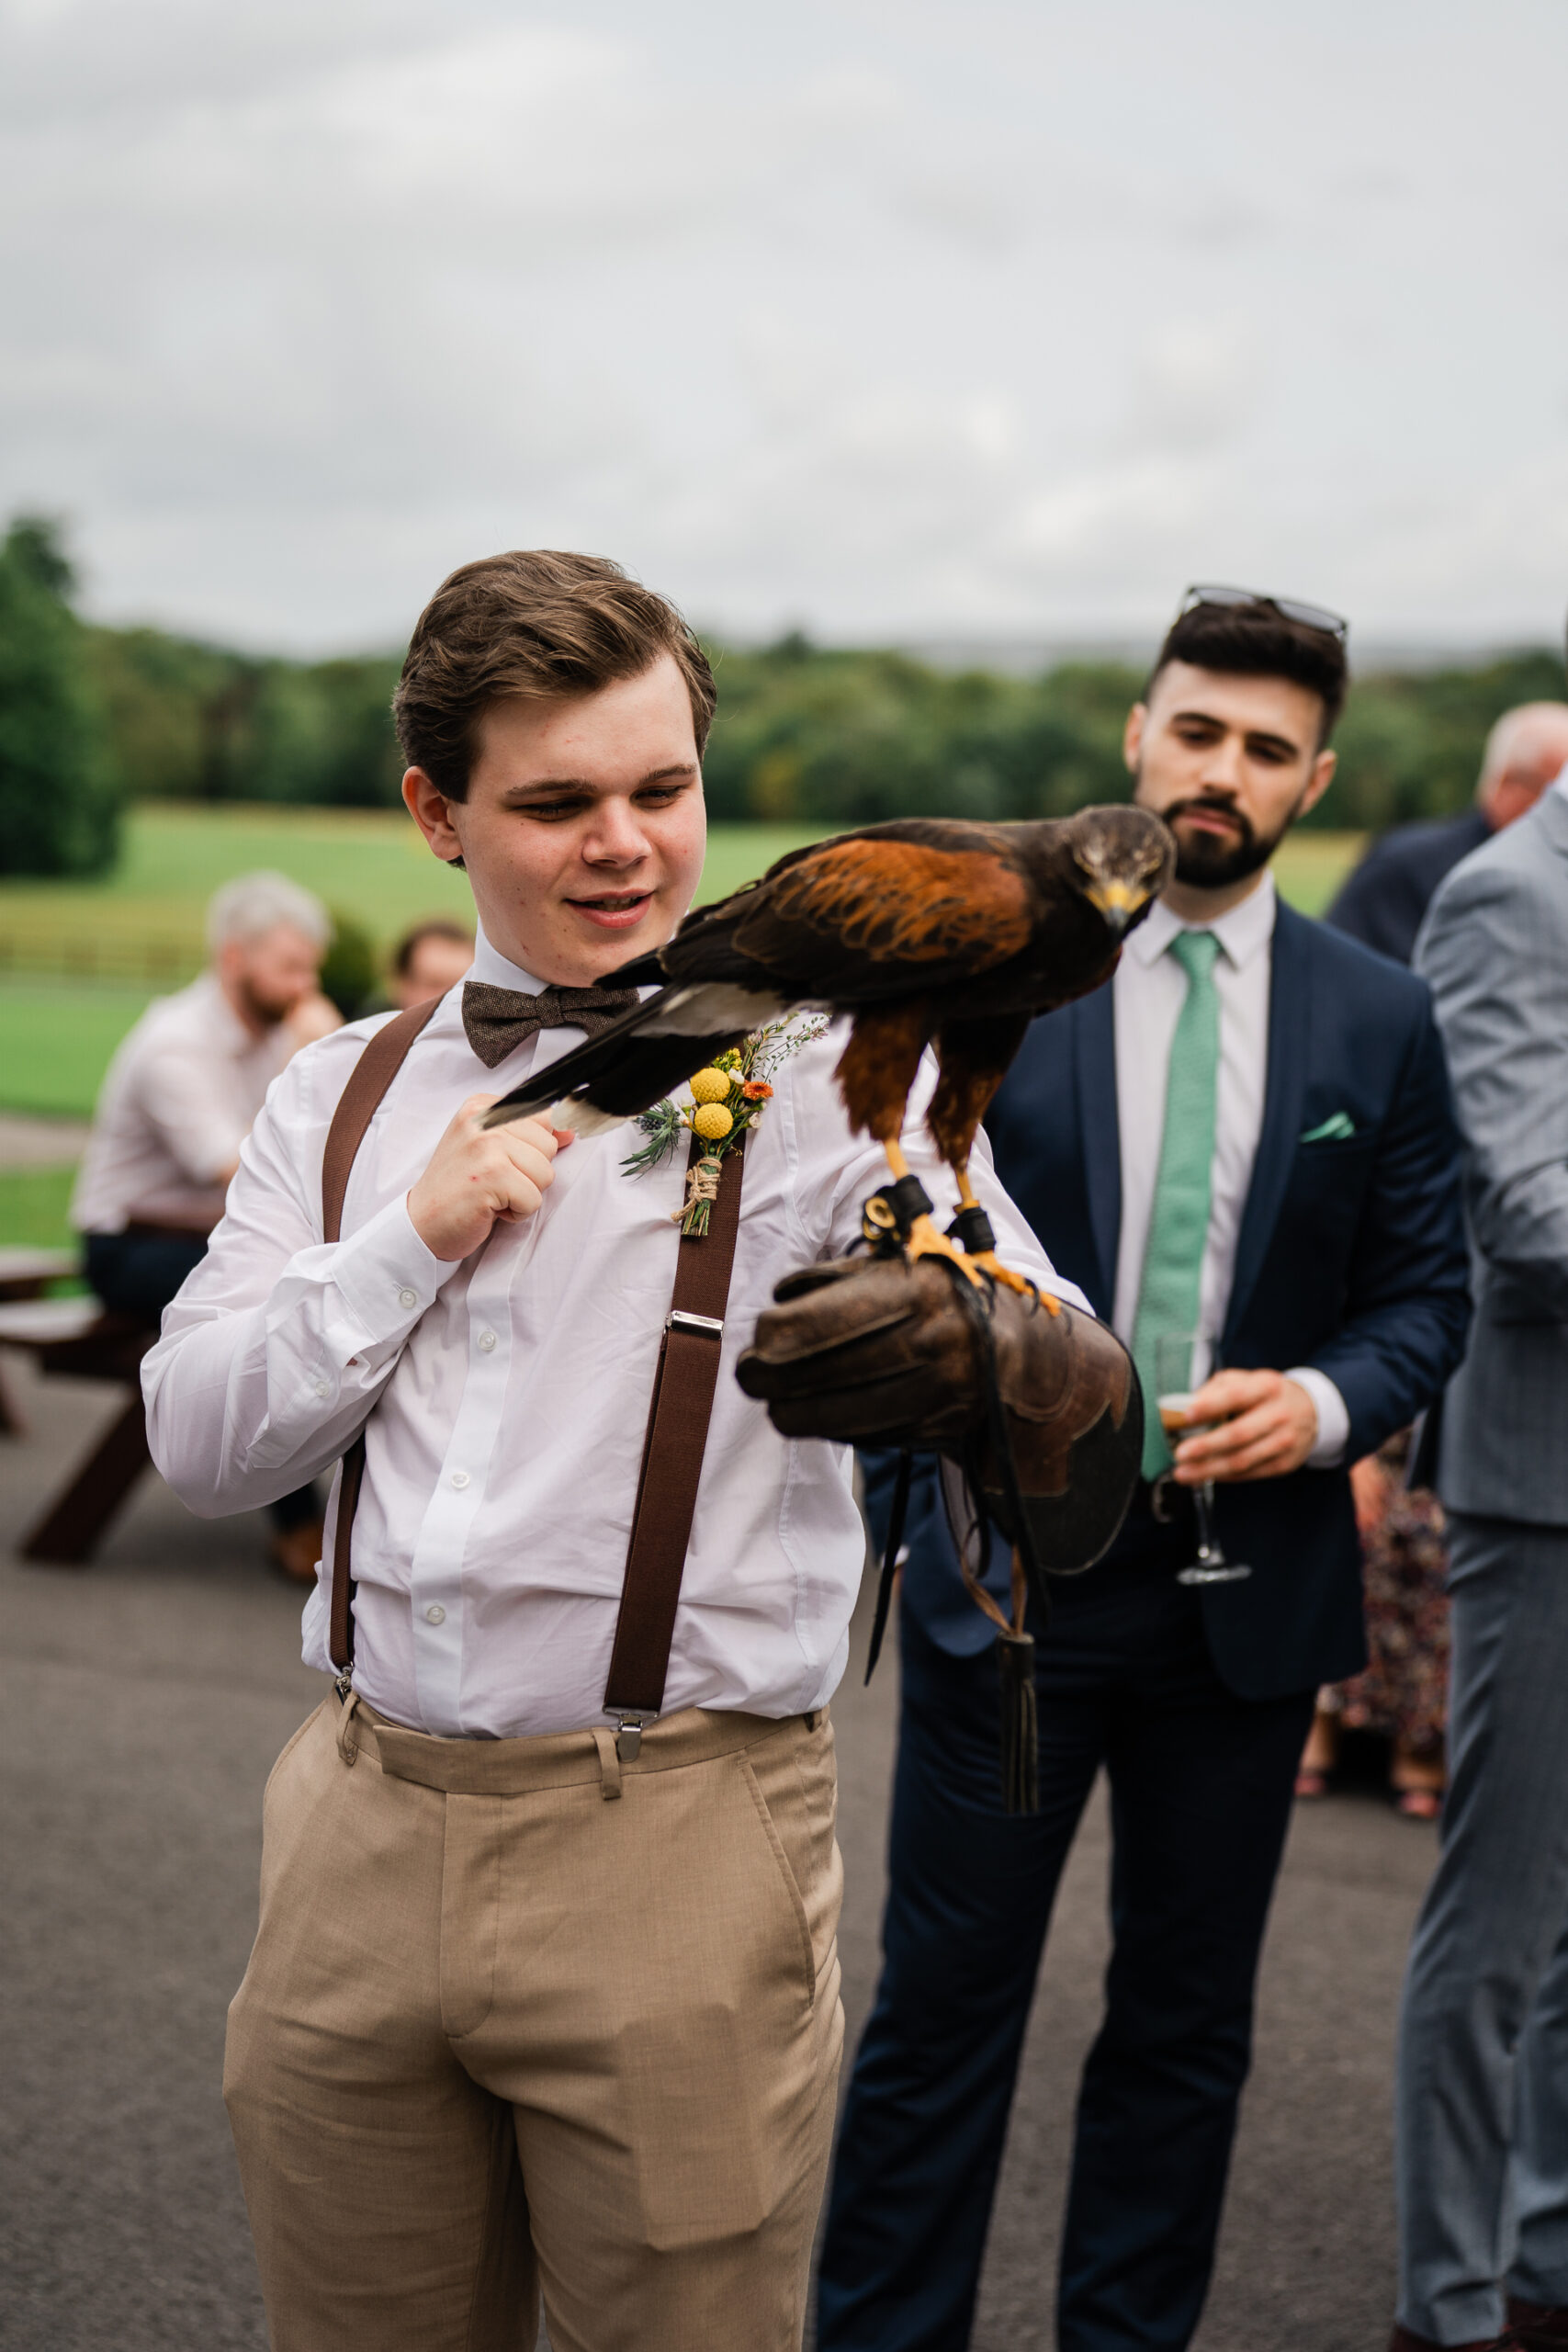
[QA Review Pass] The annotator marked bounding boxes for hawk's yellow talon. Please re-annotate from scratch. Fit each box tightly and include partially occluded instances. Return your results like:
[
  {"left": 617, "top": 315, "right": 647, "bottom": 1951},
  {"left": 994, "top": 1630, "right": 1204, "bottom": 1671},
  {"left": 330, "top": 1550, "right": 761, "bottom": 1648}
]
[
  {"left": 967, "top": 1251, "right": 1060, "bottom": 1309},
  {"left": 904, "top": 1214, "right": 987, "bottom": 1286}
]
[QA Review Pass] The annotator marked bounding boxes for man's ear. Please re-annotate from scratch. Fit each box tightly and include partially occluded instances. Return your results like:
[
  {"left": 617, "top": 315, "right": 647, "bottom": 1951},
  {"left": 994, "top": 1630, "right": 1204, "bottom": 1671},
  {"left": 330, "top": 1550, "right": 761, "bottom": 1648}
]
[
  {"left": 1298, "top": 745, "right": 1337, "bottom": 820},
  {"left": 1122, "top": 704, "right": 1146, "bottom": 776},
  {"left": 402, "top": 769, "right": 465, "bottom": 865}
]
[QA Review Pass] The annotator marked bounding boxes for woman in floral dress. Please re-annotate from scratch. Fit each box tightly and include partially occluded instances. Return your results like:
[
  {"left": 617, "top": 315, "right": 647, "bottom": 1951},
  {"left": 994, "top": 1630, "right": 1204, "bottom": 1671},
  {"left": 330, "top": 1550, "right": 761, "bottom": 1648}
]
[{"left": 1296, "top": 1430, "right": 1450, "bottom": 1819}]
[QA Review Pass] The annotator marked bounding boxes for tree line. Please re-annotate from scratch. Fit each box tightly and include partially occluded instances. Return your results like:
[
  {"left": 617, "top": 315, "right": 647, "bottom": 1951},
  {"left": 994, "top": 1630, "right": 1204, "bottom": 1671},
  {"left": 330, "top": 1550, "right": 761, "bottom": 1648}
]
[{"left": 3, "top": 514, "right": 1562, "bottom": 877}]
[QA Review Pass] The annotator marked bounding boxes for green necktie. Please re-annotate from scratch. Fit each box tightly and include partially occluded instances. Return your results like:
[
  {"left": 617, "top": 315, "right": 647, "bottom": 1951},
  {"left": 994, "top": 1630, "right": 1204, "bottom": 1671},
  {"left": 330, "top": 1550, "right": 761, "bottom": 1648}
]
[{"left": 1131, "top": 929, "right": 1223, "bottom": 1477}]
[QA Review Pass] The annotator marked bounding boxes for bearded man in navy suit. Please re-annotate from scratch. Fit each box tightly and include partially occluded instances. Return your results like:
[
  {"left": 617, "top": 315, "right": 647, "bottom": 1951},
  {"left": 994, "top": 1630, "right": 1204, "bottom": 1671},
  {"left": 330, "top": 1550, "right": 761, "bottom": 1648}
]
[{"left": 817, "top": 592, "right": 1473, "bottom": 2352}]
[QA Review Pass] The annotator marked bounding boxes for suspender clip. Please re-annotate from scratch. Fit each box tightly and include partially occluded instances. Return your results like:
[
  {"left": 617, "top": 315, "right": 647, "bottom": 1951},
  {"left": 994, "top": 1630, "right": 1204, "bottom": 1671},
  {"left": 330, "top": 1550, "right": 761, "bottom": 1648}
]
[
  {"left": 666, "top": 1310, "right": 723, "bottom": 1338},
  {"left": 615, "top": 1714, "right": 652, "bottom": 1762}
]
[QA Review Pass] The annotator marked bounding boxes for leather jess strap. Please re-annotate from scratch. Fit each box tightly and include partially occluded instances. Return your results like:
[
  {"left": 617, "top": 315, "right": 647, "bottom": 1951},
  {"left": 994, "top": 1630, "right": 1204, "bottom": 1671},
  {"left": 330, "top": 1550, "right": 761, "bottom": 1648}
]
[{"left": 319, "top": 1004, "right": 745, "bottom": 1736}]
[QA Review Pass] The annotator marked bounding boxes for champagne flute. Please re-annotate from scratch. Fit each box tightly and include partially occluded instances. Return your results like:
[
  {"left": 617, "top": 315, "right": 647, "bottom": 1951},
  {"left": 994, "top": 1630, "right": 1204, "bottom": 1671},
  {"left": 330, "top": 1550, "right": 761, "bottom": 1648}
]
[{"left": 1154, "top": 1331, "right": 1252, "bottom": 1586}]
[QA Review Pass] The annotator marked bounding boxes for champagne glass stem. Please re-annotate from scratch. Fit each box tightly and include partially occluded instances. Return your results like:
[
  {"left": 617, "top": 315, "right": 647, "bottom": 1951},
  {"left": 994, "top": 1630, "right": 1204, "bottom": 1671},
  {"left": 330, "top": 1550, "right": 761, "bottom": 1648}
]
[{"left": 1194, "top": 1478, "right": 1219, "bottom": 1564}]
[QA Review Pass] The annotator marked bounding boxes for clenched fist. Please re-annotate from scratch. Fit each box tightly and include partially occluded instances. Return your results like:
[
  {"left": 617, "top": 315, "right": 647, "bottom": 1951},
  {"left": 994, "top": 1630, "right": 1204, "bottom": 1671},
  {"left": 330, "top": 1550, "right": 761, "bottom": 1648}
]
[{"left": 408, "top": 1095, "right": 573, "bottom": 1262}]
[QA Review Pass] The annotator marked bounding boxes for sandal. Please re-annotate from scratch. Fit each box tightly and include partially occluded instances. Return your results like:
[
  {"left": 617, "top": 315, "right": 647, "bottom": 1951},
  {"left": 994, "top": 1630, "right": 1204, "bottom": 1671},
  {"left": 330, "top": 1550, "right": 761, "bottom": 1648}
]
[
  {"left": 1294, "top": 1768, "right": 1330, "bottom": 1800},
  {"left": 1396, "top": 1787, "right": 1441, "bottom": 1822}
]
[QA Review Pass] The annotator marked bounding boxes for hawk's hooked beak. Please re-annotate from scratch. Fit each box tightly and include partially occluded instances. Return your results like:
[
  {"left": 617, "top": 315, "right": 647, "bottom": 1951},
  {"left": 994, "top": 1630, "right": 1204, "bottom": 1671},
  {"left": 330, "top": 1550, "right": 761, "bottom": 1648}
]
[{"left": 1086, "top": 879, "right": 1147, "bottom": 940}]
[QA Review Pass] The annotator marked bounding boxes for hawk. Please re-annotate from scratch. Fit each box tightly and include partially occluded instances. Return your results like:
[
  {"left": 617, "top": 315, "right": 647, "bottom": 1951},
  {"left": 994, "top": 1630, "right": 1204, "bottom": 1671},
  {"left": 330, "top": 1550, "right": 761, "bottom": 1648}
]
[{"left": 484, "top": 806, "right": 1173, "bottom": 1288}]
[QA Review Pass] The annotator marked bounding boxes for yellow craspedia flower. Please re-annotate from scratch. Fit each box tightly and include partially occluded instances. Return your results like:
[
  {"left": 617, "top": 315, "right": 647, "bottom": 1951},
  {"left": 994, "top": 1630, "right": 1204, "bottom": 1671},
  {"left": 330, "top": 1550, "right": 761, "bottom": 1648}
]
[
  {"left": 693, "top": 1102, "right": 734, "bottom": 1140},
  {"left": 689, "top": 1069, "right": 730, "bottom": 1104}
]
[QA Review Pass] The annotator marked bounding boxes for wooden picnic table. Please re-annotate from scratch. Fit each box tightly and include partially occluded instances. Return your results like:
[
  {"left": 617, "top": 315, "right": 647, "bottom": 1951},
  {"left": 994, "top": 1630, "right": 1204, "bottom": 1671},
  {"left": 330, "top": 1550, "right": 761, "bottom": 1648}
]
[
  {"left": 0, "top": 1245, "right": 80, "bottom": 1301},
  {"left": 0, "top": 1197, "right": 222, "bottom": 1565}
]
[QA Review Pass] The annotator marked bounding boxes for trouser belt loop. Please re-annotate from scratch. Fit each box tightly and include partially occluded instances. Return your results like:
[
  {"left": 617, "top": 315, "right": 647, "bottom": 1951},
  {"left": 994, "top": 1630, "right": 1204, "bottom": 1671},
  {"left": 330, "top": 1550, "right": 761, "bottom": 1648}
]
[
  {"left": 336, "top": 1687, "right": 366, "bottom": 1768},
  {"left": 592, "top": 1726, "right": 623, "bottom": 1802}
]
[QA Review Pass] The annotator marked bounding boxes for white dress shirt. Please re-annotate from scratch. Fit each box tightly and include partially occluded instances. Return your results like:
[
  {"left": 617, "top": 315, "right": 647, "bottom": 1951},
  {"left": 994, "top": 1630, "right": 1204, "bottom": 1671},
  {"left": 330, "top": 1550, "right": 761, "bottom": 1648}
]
[
  {"left": 72, "top": 972, "right": 298, "bottom": 1235},
  {"left": 143, "top": 926, "right": 1086, "bottom": 1739},
  {"left": 1110, "top": 874, "right": 1348, "bottom": 1465}
]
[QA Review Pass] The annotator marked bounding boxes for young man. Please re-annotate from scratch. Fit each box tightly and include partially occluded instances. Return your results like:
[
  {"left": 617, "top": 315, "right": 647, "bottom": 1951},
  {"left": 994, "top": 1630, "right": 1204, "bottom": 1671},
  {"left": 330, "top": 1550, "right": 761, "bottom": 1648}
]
[
  {"left": 818, "top": 591, "right": 1474, "bottom": 2352},
  {"left": 73, "top": 869, "right": 340, "bottom": 1579},
  {"left": 142, "top": 551, "right": 1083, "bottom": 2352}
]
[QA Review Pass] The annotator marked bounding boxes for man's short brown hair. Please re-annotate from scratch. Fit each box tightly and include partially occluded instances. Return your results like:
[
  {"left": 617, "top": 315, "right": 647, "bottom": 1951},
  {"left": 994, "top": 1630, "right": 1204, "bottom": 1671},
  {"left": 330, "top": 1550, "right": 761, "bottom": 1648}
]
[
  {"left": 1148, "top": 595, "right": 1348, "bottom": 743},
  {"left": 393, "top": 550, "right": 717, "bottom": 800}
]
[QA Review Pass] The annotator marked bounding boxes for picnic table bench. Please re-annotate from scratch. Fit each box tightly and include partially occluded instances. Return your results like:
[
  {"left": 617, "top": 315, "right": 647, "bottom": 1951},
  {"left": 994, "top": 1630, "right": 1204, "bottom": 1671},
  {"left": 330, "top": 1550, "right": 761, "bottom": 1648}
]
[{"left": 0, "top": 1193, "right": 222, "bottom": 1565}]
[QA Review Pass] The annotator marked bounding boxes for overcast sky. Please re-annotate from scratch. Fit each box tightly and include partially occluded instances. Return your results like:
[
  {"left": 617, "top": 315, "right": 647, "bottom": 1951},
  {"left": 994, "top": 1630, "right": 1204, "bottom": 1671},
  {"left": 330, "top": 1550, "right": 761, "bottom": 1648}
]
[{"left": 2, "top": 0, "right": 1564, "bottom": 657}]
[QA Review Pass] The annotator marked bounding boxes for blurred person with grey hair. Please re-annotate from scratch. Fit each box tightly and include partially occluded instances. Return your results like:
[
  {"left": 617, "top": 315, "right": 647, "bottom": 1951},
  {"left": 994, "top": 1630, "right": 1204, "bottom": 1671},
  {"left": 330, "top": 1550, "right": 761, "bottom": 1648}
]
[
  {"left": 1327, "top": 700, "right": 1568, "bottom": 966},
  {"left": 73, "top": 870, "right": 341, "bottom": 1580}
]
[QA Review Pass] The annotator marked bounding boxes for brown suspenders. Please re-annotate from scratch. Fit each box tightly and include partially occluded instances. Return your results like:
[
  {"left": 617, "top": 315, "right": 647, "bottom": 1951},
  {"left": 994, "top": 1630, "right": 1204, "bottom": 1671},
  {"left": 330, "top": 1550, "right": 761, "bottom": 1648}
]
[
  {"left": 601, "top": 1133, "right": 745, "bottom": 1741},
  {"left": 320, "top": 998, "right": 441, "bottom": 1675},
  {"left": 318, "top": 1003, "right": 745, "bottom": 1742}
]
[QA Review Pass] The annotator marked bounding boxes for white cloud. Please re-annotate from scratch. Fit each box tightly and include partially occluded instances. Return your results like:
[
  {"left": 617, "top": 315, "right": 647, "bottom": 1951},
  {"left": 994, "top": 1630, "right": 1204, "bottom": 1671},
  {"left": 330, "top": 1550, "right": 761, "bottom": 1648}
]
[{"left": 0, "top": 0, "right": 1562, "bottom": 652}]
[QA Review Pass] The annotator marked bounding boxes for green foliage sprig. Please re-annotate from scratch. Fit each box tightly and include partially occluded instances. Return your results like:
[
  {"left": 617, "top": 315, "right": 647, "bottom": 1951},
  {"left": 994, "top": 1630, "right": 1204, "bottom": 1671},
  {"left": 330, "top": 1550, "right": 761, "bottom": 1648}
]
[{"left": 623, "top": 1014, "right": 829, "bottom": 1236}]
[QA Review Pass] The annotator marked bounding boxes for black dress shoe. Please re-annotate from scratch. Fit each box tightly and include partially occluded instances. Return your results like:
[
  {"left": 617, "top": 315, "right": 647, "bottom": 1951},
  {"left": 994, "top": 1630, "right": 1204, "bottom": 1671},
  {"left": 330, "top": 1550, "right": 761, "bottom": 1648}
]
[
  {"left": 1387, "top": 2325, "right": 1495, "bottom": 2352},
  {"left": 1503, "top": 2308, "right": 1568, "bottom": 2348}
]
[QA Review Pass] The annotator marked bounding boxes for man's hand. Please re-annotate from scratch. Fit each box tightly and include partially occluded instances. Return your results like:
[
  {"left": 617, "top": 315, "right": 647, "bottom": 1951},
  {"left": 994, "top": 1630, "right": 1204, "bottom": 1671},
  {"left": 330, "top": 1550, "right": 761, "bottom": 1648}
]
[
  {"left": 282, "top": 990, "right": 343, "bottom": 1053},
  {"left": 1170, "top": 1369, "right": 1319, "bottom": 1484},
  {"left": 408, "top": 1095, "right": 572, "bottom": 1262}
]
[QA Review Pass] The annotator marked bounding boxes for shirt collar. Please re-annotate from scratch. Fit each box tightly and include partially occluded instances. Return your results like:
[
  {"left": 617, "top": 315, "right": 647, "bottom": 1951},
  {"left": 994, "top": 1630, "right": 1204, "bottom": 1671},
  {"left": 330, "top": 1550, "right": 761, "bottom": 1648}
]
[
  {"left": 1126, "top": 870, "right": 1277, "bottom": 973},
  {"left": 468, "top": 925, "right": 547, "bottom": 995},
  {"left": 467, "top": 922, "right": 665, "bottom": 1001},
  {"left": 1552, "top": 760, "right": 1568, "bottom": 806}
]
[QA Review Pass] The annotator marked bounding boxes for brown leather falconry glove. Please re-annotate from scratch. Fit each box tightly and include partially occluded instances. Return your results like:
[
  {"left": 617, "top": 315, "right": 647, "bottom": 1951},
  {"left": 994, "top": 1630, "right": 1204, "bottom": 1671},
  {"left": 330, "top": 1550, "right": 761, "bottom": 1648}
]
[
  {"left": 736, "top": 1255, "right": 1143, "bottom": 1577},
  {"left": 739, "top": 1254, "right": 1142, "bottom": 1815}
]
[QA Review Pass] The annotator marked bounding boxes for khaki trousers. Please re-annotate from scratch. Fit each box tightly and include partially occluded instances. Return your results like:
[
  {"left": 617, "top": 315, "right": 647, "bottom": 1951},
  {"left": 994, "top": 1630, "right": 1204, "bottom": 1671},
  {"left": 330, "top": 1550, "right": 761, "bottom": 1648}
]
[{"left": 225, "top": 1693, "right": 844, "bottom": 2352}]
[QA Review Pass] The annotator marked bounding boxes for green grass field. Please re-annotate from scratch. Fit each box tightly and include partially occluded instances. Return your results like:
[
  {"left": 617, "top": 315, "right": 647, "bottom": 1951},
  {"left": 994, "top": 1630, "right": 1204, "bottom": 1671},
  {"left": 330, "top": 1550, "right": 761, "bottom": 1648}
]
[
  {"left": 0, "top": 1167, "right": 79, "bottom": 1255},
  {"left": 0, "top": 805, "right": 1364, "bottom": 1135}
]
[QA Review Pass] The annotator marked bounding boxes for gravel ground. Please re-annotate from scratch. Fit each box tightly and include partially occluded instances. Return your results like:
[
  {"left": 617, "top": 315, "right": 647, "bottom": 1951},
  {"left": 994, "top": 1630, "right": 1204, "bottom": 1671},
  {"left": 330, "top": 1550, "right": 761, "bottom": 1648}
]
[{"left": 0, "top": 1359, "right": 1435, "bottom": 2351}]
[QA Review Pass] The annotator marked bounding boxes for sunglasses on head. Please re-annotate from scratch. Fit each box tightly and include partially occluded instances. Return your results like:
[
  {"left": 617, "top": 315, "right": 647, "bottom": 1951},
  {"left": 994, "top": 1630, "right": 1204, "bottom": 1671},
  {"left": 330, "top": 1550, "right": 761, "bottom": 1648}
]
[{"left": 1179, "top": 583, "right": 1349, "bottom": 643}]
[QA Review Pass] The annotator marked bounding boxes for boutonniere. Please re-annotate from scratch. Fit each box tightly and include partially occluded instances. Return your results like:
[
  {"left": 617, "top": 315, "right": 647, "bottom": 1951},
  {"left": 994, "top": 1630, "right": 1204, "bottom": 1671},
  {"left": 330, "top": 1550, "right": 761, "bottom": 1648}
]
[{"left": 622, "top": 1015, "right": 828, "bottom": 1236}]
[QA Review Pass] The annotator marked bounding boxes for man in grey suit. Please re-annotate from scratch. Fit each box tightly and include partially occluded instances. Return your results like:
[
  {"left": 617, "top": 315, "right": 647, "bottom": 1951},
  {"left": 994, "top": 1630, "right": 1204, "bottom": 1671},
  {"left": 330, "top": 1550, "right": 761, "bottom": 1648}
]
[{"left": 1390, "top": 755, "right": 1568, "bottom": 2352}]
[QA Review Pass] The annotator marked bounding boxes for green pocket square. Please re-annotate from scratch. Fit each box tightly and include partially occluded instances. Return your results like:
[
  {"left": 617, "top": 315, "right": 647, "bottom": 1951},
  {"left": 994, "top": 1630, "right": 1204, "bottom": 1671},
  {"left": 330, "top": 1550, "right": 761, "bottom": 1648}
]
[{"left": 1300, "top": 1112, "right": 1357, "bottom": 1143}]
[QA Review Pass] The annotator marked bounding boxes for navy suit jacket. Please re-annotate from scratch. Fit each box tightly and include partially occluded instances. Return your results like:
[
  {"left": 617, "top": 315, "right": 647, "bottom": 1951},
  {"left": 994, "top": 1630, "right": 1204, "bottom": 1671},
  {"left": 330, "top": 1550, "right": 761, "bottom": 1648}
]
[{"left": 892, "top": 900, "right": 1472, "bottom": 1702}]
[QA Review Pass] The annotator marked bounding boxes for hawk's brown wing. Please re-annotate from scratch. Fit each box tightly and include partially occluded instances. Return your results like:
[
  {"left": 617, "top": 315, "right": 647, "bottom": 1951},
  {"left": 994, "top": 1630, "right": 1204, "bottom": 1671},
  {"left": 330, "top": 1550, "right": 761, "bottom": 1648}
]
[{"left": 727, "top": 835, "right": 1033, "bottom": 998}]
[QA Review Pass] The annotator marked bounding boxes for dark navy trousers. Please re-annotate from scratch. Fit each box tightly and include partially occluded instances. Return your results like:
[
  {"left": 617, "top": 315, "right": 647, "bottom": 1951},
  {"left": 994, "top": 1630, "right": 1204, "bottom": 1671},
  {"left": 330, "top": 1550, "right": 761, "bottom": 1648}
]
[
  {"left": 85, "top": 1231, "right": 318, "bottom": 1534},
  {"left": 817, "top": 1543, "right": 1314, "bottom": 2352}
]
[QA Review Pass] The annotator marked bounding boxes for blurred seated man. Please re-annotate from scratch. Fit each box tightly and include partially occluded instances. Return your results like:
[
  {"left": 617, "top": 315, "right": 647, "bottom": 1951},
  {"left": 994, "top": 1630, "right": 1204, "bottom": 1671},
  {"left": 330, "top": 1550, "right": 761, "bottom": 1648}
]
[
  {"left": 1326, "top": 701, "right": 1568, "bottom": 964},
  {"left": 389, "top": 918, "right": 474, "bottom": 1010},
  {"left": 71, "top": 871, "right": 340, "bottom": 1580}
]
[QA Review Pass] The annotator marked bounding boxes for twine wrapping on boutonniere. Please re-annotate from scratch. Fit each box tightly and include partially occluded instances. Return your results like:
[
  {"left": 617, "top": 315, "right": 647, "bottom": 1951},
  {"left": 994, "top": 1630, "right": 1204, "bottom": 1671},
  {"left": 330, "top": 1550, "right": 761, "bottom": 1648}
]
[{"left": 621, "top": 1014, "right": 828, "bottom": 1236}]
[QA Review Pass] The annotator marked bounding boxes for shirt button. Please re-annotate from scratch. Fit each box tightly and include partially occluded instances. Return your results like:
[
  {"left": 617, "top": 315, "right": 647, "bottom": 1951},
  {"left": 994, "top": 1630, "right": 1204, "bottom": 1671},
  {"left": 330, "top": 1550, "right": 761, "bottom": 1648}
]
[
  {"left": 478, "top": 1330, "right": 497, "bottom": 1353},
  {"left": 398, "top": 1287, "right": 419, "bottom": 1310},
  {"left": 424, "top": 1603, "right": 446, "bottom": 1625},
  {"left": 450, "top": 1470, "right": 469, "bottom": 1489},
  {"left": 313, "top": 1379, "right": 330, "bottom": 1398}
]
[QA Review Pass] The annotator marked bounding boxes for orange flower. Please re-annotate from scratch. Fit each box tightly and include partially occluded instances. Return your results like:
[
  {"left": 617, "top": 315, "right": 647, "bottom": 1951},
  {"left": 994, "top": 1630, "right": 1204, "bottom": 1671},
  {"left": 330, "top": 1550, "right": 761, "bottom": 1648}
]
[{"left": 741, "top": 1080, "right": 773, "bottom": 1101}]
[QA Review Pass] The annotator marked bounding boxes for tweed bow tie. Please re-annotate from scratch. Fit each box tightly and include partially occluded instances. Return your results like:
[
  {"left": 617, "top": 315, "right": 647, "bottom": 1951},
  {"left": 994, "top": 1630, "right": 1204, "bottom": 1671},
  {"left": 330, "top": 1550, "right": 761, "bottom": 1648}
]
[{"left": 461, "top": 980, "right": 641, "bottom": 1069}]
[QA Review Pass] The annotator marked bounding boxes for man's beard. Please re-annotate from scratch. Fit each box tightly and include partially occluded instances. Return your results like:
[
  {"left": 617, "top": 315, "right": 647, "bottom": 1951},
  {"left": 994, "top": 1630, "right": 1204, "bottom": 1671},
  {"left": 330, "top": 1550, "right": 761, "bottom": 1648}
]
[
  {"left": 1149, "top": 786, "right": 1309, "bottom": 888},
  {"left": 236, "top": 978, "right": 295, "bottom": 1029}
]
